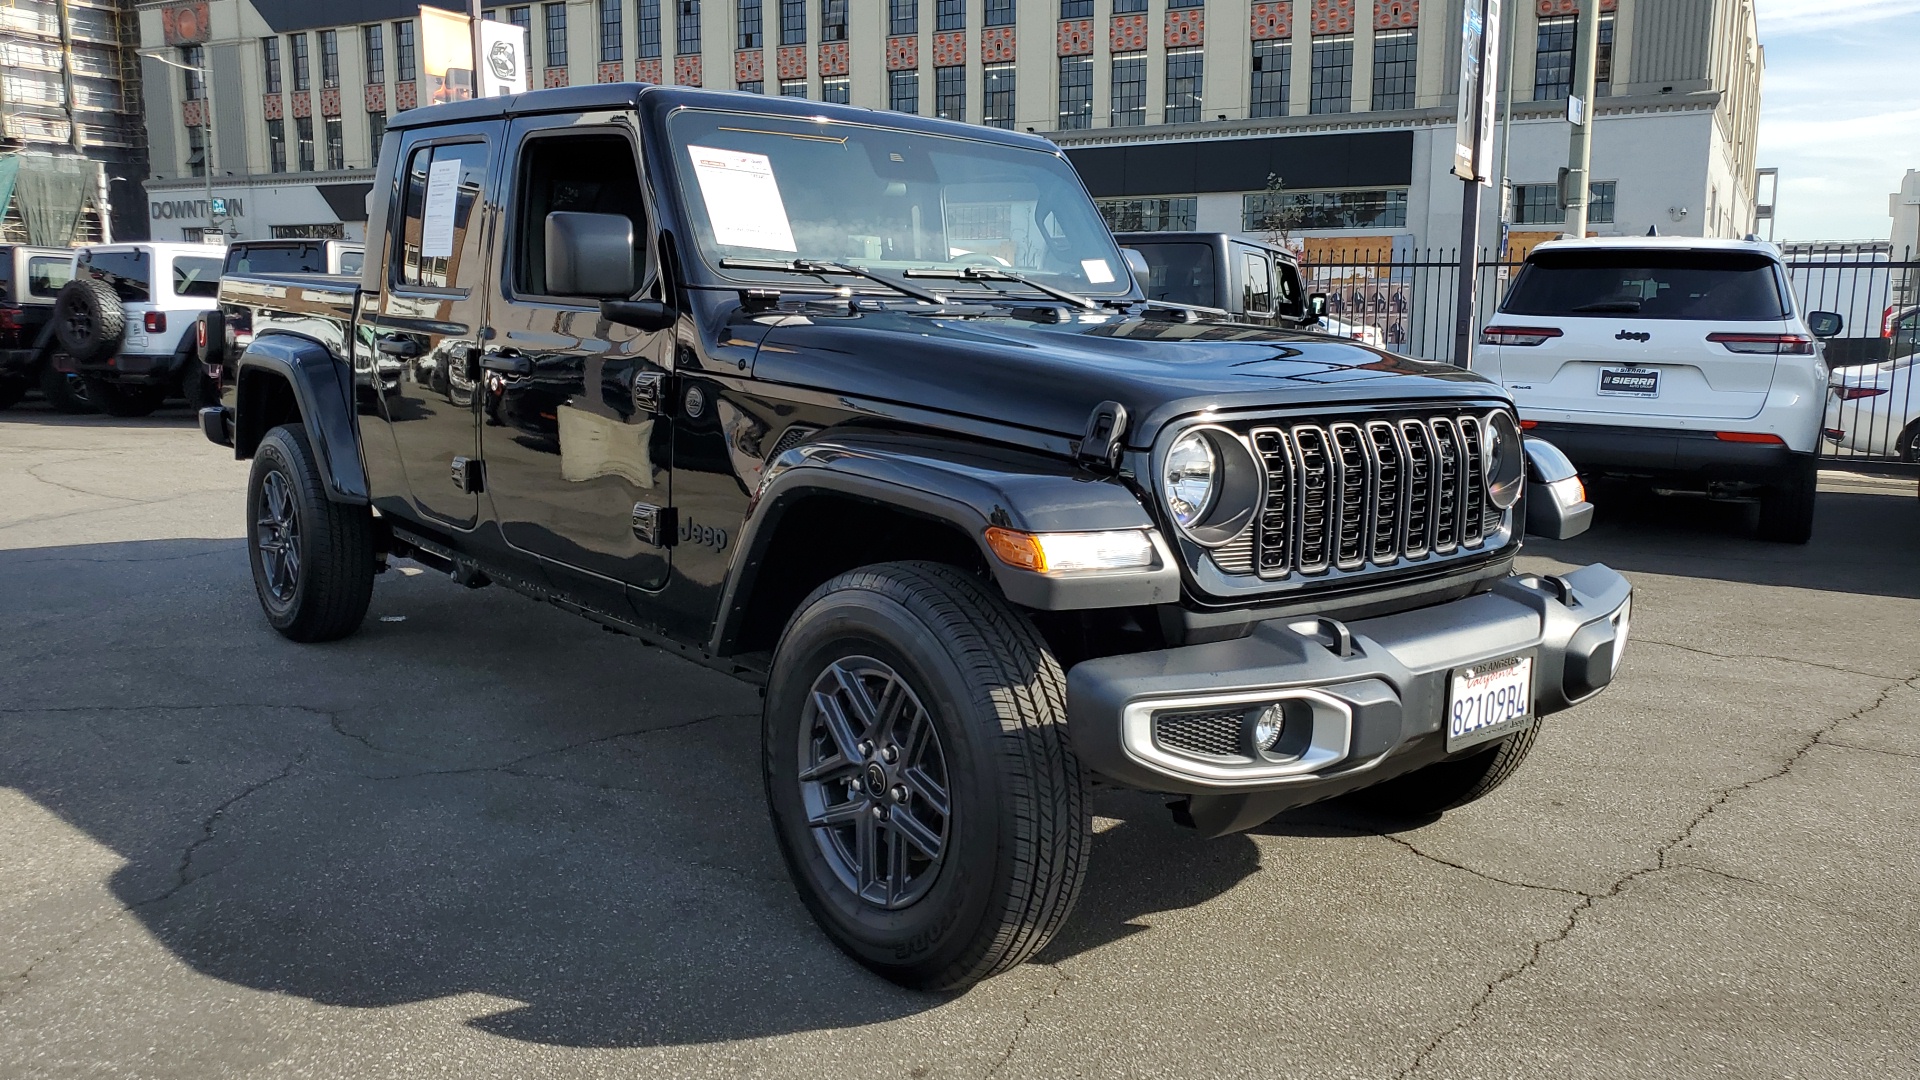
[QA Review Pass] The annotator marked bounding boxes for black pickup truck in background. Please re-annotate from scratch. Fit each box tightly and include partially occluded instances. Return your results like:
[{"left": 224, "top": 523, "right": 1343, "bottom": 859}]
[{"left": 200, "top": 84, "right": 1629, "bottom": 992}]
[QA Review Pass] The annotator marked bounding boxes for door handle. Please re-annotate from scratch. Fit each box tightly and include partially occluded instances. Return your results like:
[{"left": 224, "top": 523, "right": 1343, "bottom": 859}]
[
  {"left": 480, "top": 349, "right": 531, "bottom": 376},
  {"left": 375, "top": 334, "right": 420, "bottom": 358}
]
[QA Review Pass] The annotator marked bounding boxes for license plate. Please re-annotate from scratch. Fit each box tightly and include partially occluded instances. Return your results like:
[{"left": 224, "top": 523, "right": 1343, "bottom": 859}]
[
  {"left": 1598, "top": 367, "right": 1659, "bottom": 397},
  {"left": 1446, "top": 655, "right": 1534, "bottom": 751}
]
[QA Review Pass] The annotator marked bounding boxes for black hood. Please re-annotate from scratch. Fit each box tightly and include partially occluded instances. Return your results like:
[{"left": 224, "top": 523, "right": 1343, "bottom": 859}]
[{"left": 747, "top": 309, "right": 1504, "bottom": 447}]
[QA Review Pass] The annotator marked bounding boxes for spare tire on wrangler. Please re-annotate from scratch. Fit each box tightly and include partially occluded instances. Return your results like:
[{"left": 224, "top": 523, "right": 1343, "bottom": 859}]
[{"left": 53, "top": 276, "right": 126, "bottom": 363}]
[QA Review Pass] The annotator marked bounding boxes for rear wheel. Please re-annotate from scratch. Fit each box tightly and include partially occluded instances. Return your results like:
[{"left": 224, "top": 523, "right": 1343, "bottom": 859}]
[
  {"left": 763, "top": 561, "right": 1090, "bottom": 991},
  {"left": 83, "top": 377, "right": 166, "bottom": 418},
  {"left": 1756, "top": 457, "right": 1817, "bottom": 544},
  {"left": 39, "top": 361, "right": 94, "bottom": 413},
  {"left": 1344, "top": 725, "right": 1541, "bottom": 819},
  {"left": 1896, "top": 420, "right": 1920, "bottom": 464},
  {"left": 179, "top": 361, "right": 218, "bottom": 410},
  {"left": 0, "top": 379, "right": 24, "bottom": 409},
  {"left": 247, "top": 424, "right": 376, "bottom": 642}
]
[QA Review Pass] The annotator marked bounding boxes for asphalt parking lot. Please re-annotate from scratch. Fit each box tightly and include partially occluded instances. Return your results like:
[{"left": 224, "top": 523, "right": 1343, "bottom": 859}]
[{"left": 2, "top": 403, "right": 1916, "bottom": 1080}]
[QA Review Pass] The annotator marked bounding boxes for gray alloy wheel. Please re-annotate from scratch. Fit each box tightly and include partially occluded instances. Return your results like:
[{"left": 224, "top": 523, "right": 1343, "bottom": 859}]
[
  {"left": 255, "top": 468, "right": 302, "bottom": 606},
  {"left": 245, "top": 424, "right": 375, "bottom": 642},
  {"left": 798, "top": 655, "right": 952, "bottom": 911}
]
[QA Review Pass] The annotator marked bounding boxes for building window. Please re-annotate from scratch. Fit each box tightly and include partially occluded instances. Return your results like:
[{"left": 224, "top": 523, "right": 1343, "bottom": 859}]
[
  {"left": 985, "top": 0, "right": 1014, "bottom": 27},
  {"left": 1371, "top": 28, "right": 1414, "bottom": 109},
  {"left": 600, "top": 0, "right": 623, "bottom": 60},
  {"left": 295, "top": 115, "right": 315, "bottom": 171},
  {"left": 1165, "top": 0, "right": 1201, "bottom": 8},
  {"left": 738, "top": 79, "right": 764, "bottom": 93},
  {"left": 181, "top": 45, "right": 205, "bottom": 100},
  {"left": 368, "top": 110, "right": 387, "bottom": 162},
  {"left": 890, "top": 0, "right": 917, "bottom": 34},
  {"left": 738, "top": 0, "right": 762, "bottom": 47},
  {"left": 290, "top": 33, "right": 310, "bottom": 91},
  {"left": 394, "top": 22, "right": 417, "bottom": 82},
  {"left": 1112, "top": 0, "right": 1146, "bottom": 13},
  {"left": 1589, "top": 179, "right": 1615, "bottom": 222},
  {"left": 1535, "top": 15, "right": 1614, "bottom": 100},
  {"left": 1060, "top": 0, "right": 1092, "bottom": 15},
  {"left": 1241, "top": 188, "right": 1409, "bottom": 231},
  {"left": 1164, "top": 46, "right": 1203, "bottom": 124},
  {"left": 510, "top": 6, "right": 531, "bottom": 39},
  {"left": 267, "top": 118, "right": 287, "bottom": 172},
  {"left": 261, "top": 38, "right": 282, "bottom": 94},
  {"left": 779, "top": 77, "right": 807, "bottom": 96},
  {"left": 1110, "top": 51, "right": 1145, "bottom": 126},
  {"left": 1250, "top": 39, "right": 1289, "bottom": 117},
  {"left": 363, "top": 26, "right": 385, "bottom": 83},
  {"left": 1097, "top": 197, "right": 1196, "bottom": 232},
  {"left": 936, "top": 0, "right": 964, "bottom": 31},
  {"left": 1057, "top": 55, "right": 1091, "bottom": 129},
  {"left": 1512, "top": 180, "right": 1616, "bottom": 225},
  {"left": 983, "top": 62, "right": 1015, "bottom": 128},
  {"left": 185, "top": 125, "right": 206, "bottom": 178},
  {"left": 1596, "top": 17, "right": 1614, "bottom": 96},
  {"left": 822, "top": 75, "right": 850, "bottom": 102},
  {"left": 325, "top": 116, "right": 344, "bottom": 169},
  {"left": 639, "top": 0, "right": 662, "bottom": 57},
  {"left": 677, "top": 0, "right": 700, "bottom": 54},
  {"left": 889, "top": 69, "right": 919, "bottom": 112},
  {"left": 544, "top": 3, "right": 568, "bottom": 68},
  {"left": 780, "top": 0, "right": 805, "bottom": 45},
  {"left": 1310, "top": 34, "right": 1352, "bottom": 114},
  {"left": 935, "top": 65, "right": 965, "bottom": 121},
  {"left": 820, "top": 0, "right": 846, "bottom": 41}
]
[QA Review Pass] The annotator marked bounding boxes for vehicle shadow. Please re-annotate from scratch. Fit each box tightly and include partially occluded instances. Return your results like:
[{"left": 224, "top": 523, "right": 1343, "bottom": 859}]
[
  {"left": 0, "top": 398, "right": 200, "bottom": 427},
  {"left": 0, "top": 538, "right": 1267, "bottom": 1049}
]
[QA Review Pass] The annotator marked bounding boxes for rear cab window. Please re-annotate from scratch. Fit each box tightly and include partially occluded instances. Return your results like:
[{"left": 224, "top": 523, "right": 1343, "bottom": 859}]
[
  {"left": 224, "top": 242, "right": 327, "bottom": 275},
  {"left": 173, "top": 255, "right": 222, "bottom": 297},
  {"left": 77, "top": 249, "right": 152, "bottom": 303},
  {"left": 26, "top": 256, "right": 72, "bottom": 299},
  {"left": 1503, "top": 248, "right": 1790, "bottom": 321}
]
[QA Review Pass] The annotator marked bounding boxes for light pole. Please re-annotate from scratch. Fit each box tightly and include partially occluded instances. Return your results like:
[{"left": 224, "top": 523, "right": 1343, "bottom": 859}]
[{"left": 142, "top": 48, "right": 221, "bottom": 241}]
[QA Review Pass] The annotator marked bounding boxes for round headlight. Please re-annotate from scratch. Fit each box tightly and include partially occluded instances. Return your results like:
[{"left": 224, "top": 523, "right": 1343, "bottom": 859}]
[
  {"left": 1482, "top": 410, "right": 1525, "bottom": 510},
  {"left": 1164, "top": 431, "right": 1218, "bottom": 528}
]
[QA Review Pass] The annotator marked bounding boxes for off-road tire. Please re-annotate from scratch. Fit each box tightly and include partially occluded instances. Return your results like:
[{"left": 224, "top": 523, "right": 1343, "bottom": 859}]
[
  {"left": 82, "top": 377, "right": 166, "bottom": 418},
  {"left": 1345, "top": 724, "right": 1542, "bottom": 819},
  {"left": 52, "top": 276, "right": 125, "bottom": 363},
  {"left": 39, "top": 361, "right": 94, "bottom": 413},
  {"left": 0, "top": 378, "right": 24, "bottom": 409},
  {"left": 179, "top": 360, "right": 218, "bottom": 410},
  {"left": 1756, "top": 457, "right": 1817, "bottom": 544},
  {"left": 763, "top": 561, "right": 1090, "bottom": 991},
  {"left": 247, "top": 424, "right": 376, "bottom": 642}
]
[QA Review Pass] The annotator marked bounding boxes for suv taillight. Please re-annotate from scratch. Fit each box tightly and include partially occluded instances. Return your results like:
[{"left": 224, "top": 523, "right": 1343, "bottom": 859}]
[
  {"left": 144, "top": 311, "right": 167, "bottom": 334},
  {"left": 1479, "top": 325, "right": 1563, "bottom": 347},
  {"left": 0, "top": 307, "right": 20, "bottom": 331},
  {"left": 1707, "top": 332, "right": 1812, "bottom": 355}
]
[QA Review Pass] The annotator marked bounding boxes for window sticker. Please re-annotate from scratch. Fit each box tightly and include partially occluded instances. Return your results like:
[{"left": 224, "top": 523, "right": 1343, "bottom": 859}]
[
  {"left": 420, "top": 157, "right": 462, "bottom": 259},
  {"left": 1081, "top": 258, "right": 1115, "bottom": 284},
  {"left": 686, "top": 145, "right": 798, "bottom": 252}
]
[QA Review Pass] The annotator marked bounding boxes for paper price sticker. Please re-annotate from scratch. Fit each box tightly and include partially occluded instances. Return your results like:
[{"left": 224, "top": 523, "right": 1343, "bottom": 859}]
[{"left": 687, "top": 145, "right": 798, "bottom": 253}]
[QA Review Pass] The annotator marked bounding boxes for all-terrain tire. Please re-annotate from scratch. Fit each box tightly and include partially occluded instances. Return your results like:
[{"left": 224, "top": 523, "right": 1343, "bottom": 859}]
[
  {"left": 247, "top": 424, "right": 376, "bottom": 642},
  {"left": 1756, "top": 457, "right": 1817, "bottom": 544},
  {"left": 763, "top": 561, "right": 1091, "bottom": 991},
  {"left": 179, "top": 360, "right": 219, "bottom": 410},
  {"left": 52, "top": 276, "right": 125, "bottom": 362},
  {"left": 82, "top": 377, "right": 166, "bottom": 418},
  {"left": 1344, "top": 723, "right": 1542, "bottom": 819},
  {"left": 39, "top": 361, "right": 94, "bottom": 413}
]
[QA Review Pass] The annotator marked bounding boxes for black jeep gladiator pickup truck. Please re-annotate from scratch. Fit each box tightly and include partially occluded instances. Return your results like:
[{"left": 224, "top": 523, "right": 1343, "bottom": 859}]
[{"left": 200, "top": 84, "right": 1629, "bottom": 991}]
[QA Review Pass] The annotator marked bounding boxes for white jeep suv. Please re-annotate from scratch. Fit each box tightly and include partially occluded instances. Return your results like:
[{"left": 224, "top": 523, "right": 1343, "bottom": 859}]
[{"left": 1476, "top": 237, "right": 1840, "bottom": 543}]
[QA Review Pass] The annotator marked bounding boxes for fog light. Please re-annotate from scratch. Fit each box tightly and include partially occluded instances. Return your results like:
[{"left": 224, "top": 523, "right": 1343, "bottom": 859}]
[{"left": 1252, "top": 704, "right": 1285, "bottom": 751}]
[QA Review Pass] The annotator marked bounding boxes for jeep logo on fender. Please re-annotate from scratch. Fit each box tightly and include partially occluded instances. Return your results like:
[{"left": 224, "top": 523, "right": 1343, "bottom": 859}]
[
  {"left": 680, "top": 517, "right": 728, "bottom": 551},
  {"left": 1615, "top": 330, "right": 1651, "bottom": 342}
]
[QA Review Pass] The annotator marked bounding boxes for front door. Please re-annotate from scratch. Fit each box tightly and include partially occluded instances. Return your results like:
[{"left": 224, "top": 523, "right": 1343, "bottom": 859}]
[
  {"left": 479, "top": 114, "right": 673, "bottom": 608},
  {"left": 362, "top": 126, "right": 500, "bottom": 529}
]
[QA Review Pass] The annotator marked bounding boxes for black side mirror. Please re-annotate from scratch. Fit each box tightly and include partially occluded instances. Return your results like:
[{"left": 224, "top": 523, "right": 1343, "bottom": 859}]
[
  {"left": 1806, "top": 310, "right": 1843, "bottom": 339},
  {"left": 602, "top": 299, "right": 677, "bottom": 332},
  {"left": 547, "top": 211, "right": 636, "bottom": 298},
  {"left": 1307, "top": 292, "right": 1328, "bottom": 319}
]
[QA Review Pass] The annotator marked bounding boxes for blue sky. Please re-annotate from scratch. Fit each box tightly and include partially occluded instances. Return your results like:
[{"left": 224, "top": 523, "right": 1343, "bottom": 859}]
[{"left": 1756, "top": 0, "right": 1920, "bottom": 241}]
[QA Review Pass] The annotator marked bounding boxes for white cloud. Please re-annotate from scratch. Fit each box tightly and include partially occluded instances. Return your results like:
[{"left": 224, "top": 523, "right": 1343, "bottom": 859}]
[{"left": 1757, "top": 0, "right": 1920, "bottom": 33}]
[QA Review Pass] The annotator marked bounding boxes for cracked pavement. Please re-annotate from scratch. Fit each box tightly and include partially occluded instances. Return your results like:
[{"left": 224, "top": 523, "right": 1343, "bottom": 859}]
[{"left": 2, "top": 406, "right": 1917, "bottom": 1079}]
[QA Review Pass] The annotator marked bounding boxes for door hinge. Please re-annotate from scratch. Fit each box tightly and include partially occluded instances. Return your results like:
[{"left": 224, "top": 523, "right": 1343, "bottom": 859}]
[
  {"left": 451, "top": 456, "right": 485, "bottom": 494},
  {"left": 631, "top": 370, "right": 667, "bottom": 415},
  {"left": 631, "top": 503, "right": 677, "bottom": 546}
]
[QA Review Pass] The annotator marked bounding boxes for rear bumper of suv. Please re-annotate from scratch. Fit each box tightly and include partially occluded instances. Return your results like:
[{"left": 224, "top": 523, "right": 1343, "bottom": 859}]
[
  {"left": 0, "top": 347, "right": 44, "bottom": 377},
  {"left": 1066, "top": 563, "right": 1630, "bottom": 834},
  {"left": 73, "top": 350, "right": 189, "bottom": 386},
  {"left": 1524, "top": 420, "right": 1811, "bottom": 483}
]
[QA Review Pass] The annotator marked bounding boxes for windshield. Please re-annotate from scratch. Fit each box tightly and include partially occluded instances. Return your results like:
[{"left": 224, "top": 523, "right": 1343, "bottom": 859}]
[
  {"left": 1503, "top": 249, "right": 1788, "bottom": 321},
  {"left": 668, "top": 109, "right": 1130, "bottom": 298}
]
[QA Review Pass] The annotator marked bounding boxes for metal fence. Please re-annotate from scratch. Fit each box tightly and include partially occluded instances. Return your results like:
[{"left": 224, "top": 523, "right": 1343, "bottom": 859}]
[{"left": 1294, "top": 242, "right": 1920, "bottom": 473}]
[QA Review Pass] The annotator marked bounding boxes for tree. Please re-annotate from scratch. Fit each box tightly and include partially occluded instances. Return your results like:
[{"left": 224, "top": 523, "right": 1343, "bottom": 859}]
[{"left": 1257, "top": 173, "right": 1306, "bottom": 250}]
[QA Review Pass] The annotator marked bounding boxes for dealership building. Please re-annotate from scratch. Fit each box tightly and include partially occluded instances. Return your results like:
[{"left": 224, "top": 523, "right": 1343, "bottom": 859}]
[{"left": 139, "top": 0, "right": 1759, "bottom": 253}]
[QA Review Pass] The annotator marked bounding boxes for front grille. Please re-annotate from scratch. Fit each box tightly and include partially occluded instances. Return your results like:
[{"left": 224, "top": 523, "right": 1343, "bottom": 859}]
[
  {"left": 1235, "top": 409, "right": 1504, "bottom": 581},
  {"left": 1153, "top": 709, "right": 1246, "bottom": 759}
]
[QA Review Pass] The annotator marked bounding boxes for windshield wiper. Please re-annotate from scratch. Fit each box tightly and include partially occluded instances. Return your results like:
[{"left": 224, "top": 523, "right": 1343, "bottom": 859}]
[
  {"left": 719, "top": 257, "right": 948, "bottom": 306},
  {"left": 1572, "top": 300, "right": 1643, "bottom": 313},
  {"left": 903, "top": 266, "right": 1100, "bottom": 311}
]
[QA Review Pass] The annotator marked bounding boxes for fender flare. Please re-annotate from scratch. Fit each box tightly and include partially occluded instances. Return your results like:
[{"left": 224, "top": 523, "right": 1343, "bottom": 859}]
[
  {"left": 234, "top": 332, "right": 369, "bottom": 504},
  {"left": 709, "top": 434, "right": 1182, "bottom": 654}
]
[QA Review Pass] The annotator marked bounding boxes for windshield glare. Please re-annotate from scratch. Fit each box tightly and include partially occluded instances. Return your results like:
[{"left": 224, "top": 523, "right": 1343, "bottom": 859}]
[{"left": 669, "top": 110, "right": 1130, "bottom": 297}]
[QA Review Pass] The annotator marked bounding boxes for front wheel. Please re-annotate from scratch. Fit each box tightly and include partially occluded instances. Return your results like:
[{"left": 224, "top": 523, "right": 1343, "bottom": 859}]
[
  {"left": 1756, "top": 457, "right": 1817, "bottom": 544},
  {"left": 763, "top": 562, "right": 1090, "bottom": 991},
  {"left": 39, "top": 362, "right": 94, "bottom": 413},
  {"left": 1343, "top": 724, "right": 1541, "bottom": 819},
  {"left": 247, "top": 424, "right": 375, "bottom": 642}
]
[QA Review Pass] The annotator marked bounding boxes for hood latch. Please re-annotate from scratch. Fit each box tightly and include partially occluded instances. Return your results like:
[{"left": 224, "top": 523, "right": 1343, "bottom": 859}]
[{"left": 1075, "top": 400, "right": 1129, "bottom": 473}]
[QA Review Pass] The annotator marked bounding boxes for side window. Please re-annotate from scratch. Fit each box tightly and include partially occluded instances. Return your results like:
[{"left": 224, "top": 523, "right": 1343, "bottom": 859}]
[
  {"left": 394, "top": 141, "right": 491, "bottom": 290},
  {"left": 27, "top": 257, "right": 72, "bottom": 298},
  {"left": 512, "top": 132, "right": 646, "bottom": 298},
  {"left": 1242, "top": 250, "right": 1272, "bottom": 314},
  {"left": 173, "top": 256, "right": 222, "bottom": 297}
]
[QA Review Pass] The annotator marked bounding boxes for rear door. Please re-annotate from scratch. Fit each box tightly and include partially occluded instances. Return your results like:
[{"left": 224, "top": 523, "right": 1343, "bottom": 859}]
[
  {"left": 1487, "top": 247, "right": 1796, "bottom": 422},
  {"left": 1233, "top": 242, "right": 1275, "bottom": 325}
]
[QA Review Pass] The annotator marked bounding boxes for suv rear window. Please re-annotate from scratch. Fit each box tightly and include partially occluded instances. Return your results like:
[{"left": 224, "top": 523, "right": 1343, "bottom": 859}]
[
  {"left": 1133, "top": 243, "right": 1217, "bottom": 308},
  {"left": 78, "top": 250, "right": 152, "bottom": 302},
  {"left": 27, "top": 256, "right": 72, "bottom": 298},
  {"left": 224, "top": 242, "right": 327, "bottom": 274},
  {"left": 1502, "top": 249, "right": 1788, "bottom": 321},
  {"left": 173, "top": 255, "right": 222, "bottom": 297}
]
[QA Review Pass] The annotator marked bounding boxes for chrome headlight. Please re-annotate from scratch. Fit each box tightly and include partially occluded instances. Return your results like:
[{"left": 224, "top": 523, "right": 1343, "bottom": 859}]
[
  {"left": 1482, "top": 410, "right": 1525, "bottom": 509},
  {"left": 1159, "top": 426, "right": 1262, "bottom": 546}
]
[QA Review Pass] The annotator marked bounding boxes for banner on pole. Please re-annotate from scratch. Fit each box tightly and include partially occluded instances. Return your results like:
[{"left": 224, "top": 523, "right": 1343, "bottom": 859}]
[
  {"left": 478, "top": 19, "right": 530, "bottom": 97},
  {"left": 420, "top": 5, "right": 475, "bottom": 105}
]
